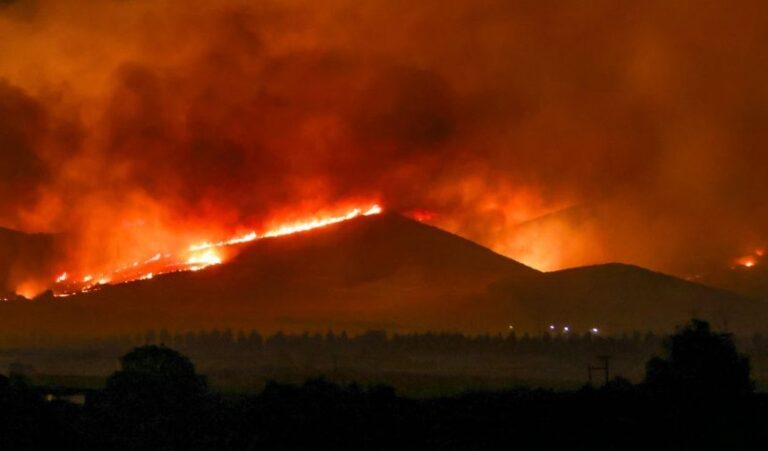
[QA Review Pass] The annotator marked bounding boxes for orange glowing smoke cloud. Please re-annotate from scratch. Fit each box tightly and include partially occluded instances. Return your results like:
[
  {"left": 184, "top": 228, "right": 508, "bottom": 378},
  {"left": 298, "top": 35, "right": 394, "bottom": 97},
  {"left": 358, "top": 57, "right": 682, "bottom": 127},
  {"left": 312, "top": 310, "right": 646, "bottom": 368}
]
[
  {"left": 51, "top": 203, "right": 382, "bottom": 297},
  {"left": 5, "top": 0, "right": 768, "bottom": 286}
]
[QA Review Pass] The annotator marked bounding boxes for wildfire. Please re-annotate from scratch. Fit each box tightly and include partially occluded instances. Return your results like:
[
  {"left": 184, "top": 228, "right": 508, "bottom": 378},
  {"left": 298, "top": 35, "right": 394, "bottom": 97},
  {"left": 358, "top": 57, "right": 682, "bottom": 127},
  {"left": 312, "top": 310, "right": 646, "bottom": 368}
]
[
  {"left": 188, "top": 204, "right": 382, "bottom": 252},
  {"left": 733, "top": 248, "right": 764, "bottom": 269},
  {"left": 49, "top": 203, "right": 383, "bottom": 297},
  {"left": 263, "top": 204, "right": 382, "bottom": 238},
  {"left": 405, "top": 209, "right": 437, "bottom": 223},
  {"left": 187, "top": 249, "right": 223, "bottom": 271}
]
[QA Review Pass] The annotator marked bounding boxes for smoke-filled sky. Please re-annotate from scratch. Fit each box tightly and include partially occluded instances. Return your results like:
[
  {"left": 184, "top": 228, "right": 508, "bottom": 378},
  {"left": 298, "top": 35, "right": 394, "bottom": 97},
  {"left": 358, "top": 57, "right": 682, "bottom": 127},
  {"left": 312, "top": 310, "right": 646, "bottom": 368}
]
[{"left": 1, "top": 0, "right": 768, "bottom": 281}]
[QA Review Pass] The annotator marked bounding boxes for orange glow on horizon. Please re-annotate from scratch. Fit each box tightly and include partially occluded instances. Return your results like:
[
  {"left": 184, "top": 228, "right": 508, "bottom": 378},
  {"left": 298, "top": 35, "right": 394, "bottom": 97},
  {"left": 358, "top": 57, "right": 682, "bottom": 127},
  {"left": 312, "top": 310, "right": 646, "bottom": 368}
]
[
  {"left": 15, "top": 280, "right": 47, "bottom": 300},
  {"left": 734, "top": 251, "right": 762, "bottom": 269}
]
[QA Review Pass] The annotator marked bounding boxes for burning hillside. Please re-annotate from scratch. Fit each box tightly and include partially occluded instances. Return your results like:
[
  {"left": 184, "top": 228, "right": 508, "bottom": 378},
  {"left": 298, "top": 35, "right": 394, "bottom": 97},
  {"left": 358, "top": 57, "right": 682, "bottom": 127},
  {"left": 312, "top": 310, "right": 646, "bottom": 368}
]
[
  {"left": 1, "top": 213, "right": 764, "bottom": 339},
  {"left": 48, "top": 204, "right": 382, "bottom": 298}
]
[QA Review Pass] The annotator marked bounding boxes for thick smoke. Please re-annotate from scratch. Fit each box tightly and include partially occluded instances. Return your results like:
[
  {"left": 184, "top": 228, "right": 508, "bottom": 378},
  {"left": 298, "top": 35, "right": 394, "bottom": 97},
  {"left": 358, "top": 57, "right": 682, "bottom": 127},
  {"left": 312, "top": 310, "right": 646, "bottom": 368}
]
[{"left": 1, "top": 0, "right": 768, "bottom": 292}]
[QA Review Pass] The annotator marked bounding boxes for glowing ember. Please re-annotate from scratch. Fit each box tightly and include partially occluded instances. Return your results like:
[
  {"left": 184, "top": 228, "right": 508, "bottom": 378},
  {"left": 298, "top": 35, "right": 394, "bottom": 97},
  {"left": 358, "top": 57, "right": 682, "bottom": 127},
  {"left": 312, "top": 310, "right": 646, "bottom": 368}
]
[
  {"left": 49, "top": 203, "right": 383, "bottom": 296},
  {"left": 263, "top": 205, "right": 382, "bottom": 238},
  {"left": 189, "top": 204, "right": 383, "bottom": 252},
  {"left": 733, "top": 249, "right": 763, "bottom": 269},
  {"left": 188, "top": 232, "right": 258, "bottom": 253},
  {"left": 186, "top": 250, "right": 223, "bottom": 270}
]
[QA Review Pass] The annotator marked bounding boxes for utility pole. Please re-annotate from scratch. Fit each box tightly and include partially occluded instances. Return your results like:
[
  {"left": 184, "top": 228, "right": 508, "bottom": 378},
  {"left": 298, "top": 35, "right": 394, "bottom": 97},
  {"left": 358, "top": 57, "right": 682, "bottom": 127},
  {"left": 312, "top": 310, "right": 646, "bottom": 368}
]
[{"left": 587, "top": 355, "right": 612, "bottom": 385}]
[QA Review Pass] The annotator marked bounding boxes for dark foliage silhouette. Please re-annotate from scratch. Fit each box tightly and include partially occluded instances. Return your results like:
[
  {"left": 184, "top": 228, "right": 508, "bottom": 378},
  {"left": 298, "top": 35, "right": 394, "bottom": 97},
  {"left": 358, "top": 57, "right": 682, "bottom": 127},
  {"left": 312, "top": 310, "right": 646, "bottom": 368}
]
[
  {"left": 88, "top": 345, "right": 214, "bottom": 450},
  {"left": 0, "top": 373, "right": 80, "bottom": 449},
  {"left": 3, "top": 321, "right": 768, "bottom": 449},
  {"left": 645, "top": 319, "right": 753, "bottom": 397}
]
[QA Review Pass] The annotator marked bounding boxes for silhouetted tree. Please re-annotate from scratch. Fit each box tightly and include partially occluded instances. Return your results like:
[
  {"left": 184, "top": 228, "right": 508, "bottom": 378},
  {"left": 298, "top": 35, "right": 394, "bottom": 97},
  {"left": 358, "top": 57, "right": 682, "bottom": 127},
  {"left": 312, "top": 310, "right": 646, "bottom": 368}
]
[
  {"left": 92, "top": 346, "right": 212, "bottom": 449},
  {"left": 143, "top": 329, "right": 157, "bottom": 344},
  {"left": 644, "top": 319, "right": 753, "bottom": 397}
]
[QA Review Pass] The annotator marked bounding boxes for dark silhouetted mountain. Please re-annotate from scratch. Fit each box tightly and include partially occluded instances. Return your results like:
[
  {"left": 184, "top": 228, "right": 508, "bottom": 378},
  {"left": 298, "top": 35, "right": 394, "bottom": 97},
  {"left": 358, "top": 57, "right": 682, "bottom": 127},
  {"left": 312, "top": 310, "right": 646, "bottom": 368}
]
[
  {"left": 485, "top": 263, "right": 767, "bottom": 334},
  {"left": 696, "top": 265, "right": 768, "bottom": 302}
]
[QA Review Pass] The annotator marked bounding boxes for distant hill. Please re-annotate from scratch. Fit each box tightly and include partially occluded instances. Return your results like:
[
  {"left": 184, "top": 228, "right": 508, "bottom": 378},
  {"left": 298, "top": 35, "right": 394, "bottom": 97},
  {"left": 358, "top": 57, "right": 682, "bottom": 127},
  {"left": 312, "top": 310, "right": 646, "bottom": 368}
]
[
  {"left": 484, "top": 263, "right": 767, "bottom": 334},
  {"left": 0, "top": 215, "right": 764, "bottom": 340},
  {"left": 696, "top": 265, "right": 768, "bottom": 302}
]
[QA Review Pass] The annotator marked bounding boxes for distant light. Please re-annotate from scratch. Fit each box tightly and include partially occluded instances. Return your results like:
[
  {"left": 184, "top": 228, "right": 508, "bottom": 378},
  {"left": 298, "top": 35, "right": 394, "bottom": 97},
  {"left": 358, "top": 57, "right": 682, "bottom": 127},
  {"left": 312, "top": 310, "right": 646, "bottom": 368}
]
[
  {"left": 548, "top": 324, "right": 555, "bottom": 331},
  {"left": 590, "top": 327, "right": 599, "bottom": 334},
  {"left": 563, "top": 326, "right": 570, "bottom": 333},
  {"left": 508, "top": 325, "right": 515, "bottom": 330}
]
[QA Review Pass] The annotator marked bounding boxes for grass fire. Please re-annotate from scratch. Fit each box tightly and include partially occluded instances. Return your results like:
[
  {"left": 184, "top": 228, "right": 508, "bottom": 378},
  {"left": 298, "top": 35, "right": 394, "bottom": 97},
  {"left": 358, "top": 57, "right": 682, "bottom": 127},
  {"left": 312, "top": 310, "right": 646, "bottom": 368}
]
[
  {"left": 2, "top": 0, "right": 768, "bottom": 448},
  {"left": 48, "top": 203, "right": 382, "bottom": 297}
]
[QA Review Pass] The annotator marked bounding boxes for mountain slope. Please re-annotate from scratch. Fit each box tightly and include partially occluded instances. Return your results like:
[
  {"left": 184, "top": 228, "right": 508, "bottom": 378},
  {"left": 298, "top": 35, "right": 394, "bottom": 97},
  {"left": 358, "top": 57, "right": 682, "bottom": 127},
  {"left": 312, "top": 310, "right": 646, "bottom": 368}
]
[
  {"left": 697, "top": 265, "right": 768, "bottom": 301},
  {"left": 0, "top": 214, "right": 540, "bottom": 337},
  {"left": 0, "top": 216, "right": 764, "bottom": 339},
  {"left": 485, "top": 263, "right": 767, "bottom": 334}
]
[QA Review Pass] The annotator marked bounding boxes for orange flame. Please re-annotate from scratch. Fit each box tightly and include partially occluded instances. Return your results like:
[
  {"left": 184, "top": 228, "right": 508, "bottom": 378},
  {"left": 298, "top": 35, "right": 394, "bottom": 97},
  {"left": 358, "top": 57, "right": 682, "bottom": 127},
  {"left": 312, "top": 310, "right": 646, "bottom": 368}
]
[
  {"left": 48, "top": 203, "right": 383, "bottom": 297},
  {"left": 733, "top": 249, "right": 763, "bottom": 269},
  {"left": 186, "top": 249, "right": 223, "bottom": 271},
  {"left": 188, "top": 204, "right": 382, "bottom": 252}
]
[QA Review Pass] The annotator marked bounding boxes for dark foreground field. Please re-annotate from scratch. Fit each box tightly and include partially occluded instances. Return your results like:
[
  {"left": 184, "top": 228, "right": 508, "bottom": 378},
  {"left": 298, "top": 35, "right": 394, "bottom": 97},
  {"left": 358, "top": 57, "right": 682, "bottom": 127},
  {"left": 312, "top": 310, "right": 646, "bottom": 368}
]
[
  {"left": 2, "top": 371, "right": 766, "bottom": 450},
  {"left": 1, "top": 320, "right": 765, "bottom": 450}
]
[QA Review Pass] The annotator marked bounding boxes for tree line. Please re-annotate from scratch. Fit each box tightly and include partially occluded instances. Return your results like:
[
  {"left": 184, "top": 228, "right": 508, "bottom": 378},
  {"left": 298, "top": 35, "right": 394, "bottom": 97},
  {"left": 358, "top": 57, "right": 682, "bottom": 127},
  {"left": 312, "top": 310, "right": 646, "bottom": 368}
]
[{"left": 1, "top": 319, "right": 764, "bottom": 449}]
